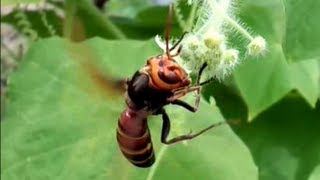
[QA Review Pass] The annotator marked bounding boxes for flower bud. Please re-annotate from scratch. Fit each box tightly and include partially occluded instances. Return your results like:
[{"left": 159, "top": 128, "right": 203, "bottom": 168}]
[
  {"left": 248, "top": 36, "right": 267, "bottom": 56},
  {"left": 204, "top": 32, "right": 225, "bottom": 49},
  {"left": 224, "top": 49, "right": 239, "bottom": 66}
]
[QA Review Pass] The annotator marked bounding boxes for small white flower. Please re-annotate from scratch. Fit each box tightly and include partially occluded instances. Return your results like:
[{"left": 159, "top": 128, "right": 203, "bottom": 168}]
[
  {"left": 185, "top": 34, "right": 201, "bottom": 51},
  {"left": 187, "top": 0, "right": 193, "bottom": 5},
  {"left": 204, "top": 32, "right": 225, "bottom": 49},
  {"left": 248, "top": 36, "right": 267, "bottom": 56},
  {"left": 155, "top": 0, "right": 267, "bottom": 81},
  {"left": 224, "top": 49, "right": 239, "bottom": 67}
]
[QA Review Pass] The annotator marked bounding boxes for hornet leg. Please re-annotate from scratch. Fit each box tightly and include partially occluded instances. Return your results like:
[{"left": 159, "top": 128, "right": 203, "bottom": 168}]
[
  {"left": 171, "top": 99, "right": 197, "bottom": 112},
  {"left": 160, "top": 109, "right": 228, "bottom": 145}
]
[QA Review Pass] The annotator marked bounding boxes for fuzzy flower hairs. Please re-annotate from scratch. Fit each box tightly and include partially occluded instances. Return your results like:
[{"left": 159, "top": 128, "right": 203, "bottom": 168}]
[{"left": 156, "top": 0, "right": 267, "bottom": 81}]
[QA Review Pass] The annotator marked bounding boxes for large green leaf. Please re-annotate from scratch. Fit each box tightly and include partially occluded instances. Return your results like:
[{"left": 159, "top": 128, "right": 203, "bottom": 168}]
[
  {"left": 239, "top": 0, "right": 320, "bottom": 62},
  {"left": 108, "top": 6, "right": 182, "bottom": 40},
  {"left": 234, "top": 0, "right": 320, "bottom": 119},
  {"left": 64, "top": 0, "right": 126, "bottom": 40},
  {"left": 234, "top": 44, "right": 292, "bottom": 120},
  {"left": 1, "top": 0, "right": 42, "bottom": 6},
  {"left": 309, "top": 164, "right": 320, "bottom": 180},
  {"left": 235, "top": 98, "right": 320, "bottom": 180},
  {"left": 206, "top": 83, "right": 320, "bottom": 180},
  {"left": 284, "top": 0, "right": 320, "bottom": 62},
  {"left": 289, "top": 59, "right": 320, "bottom": 107},
  {"left": 234, "top": 46, "right": 320, "bottom": 120},
  {"left": 106, "top": 0, "right": 152, "bottom": 18},
  {"left": 1, "top": 37, "right": 257, "bottom": 180}
]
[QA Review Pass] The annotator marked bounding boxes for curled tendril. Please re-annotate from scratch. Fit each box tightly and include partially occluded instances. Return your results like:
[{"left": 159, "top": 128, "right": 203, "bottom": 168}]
[
  {"left": 14, "top": 4, "right": 38, "bottom": 41},
  {"left": 39, "top": 4, "right": 57, "bottom": 36}
]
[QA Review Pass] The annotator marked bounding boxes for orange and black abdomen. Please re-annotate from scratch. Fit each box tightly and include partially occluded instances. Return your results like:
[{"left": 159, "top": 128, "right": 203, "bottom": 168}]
[{"left": 117, "top": 108, "right": 155, "bottom": 167}]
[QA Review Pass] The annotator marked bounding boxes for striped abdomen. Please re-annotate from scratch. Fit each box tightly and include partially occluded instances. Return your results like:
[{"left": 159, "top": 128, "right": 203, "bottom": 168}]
[{"left": 117, "top": 108, "right": 155, "bottom": 167}]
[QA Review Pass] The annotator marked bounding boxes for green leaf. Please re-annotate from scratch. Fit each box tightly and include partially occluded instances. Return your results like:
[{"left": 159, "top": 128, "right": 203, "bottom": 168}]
[
  {"left": 239, "top": 0, "right": 320, "bottom": 62},
  {"left": 234, "top": 46, "right": 320, "bottom": 119},
  {"left": 209, "top": 84, "right": 320, "bottom": 180},
  {"left": 283, "top": 0, "right": 320, "bottom": 62},
  {"left": 1, "top": 0, "right": 42, "bottom": 6},
  {"left": 1, "top": 37, "right": 257, "bottom": 180},
  {"left": 106, "top": 0, "right": 152, "bottom": 18},
  {"left": 226, "top": 0, "right": 320, "bottom": 119},
  {"left": 235, "top": 0, "right": 288, "bottom": 119},
  {"left": 108, "top": 6, "right": 182, "bottom": 39},
  {"left": 234, "top": 44, "right": 292, "bottom": 120},
  {"left": 309, "top": 164, "right": 320, "bottom": 180},
  {"left": 234, "top": 97, "right": 320, "bottom": 180},
  {"left": 289, "top": 59, "right": 320, "bottom": 107},
  {"left": 233, "top": 44, "right": 320, "bottom": 119},
  {"left": 238, "top": 0, "right": 286, "bottom": 44},
  {"left": 64, "top": 0, "right": 126, "bottom": 40}
]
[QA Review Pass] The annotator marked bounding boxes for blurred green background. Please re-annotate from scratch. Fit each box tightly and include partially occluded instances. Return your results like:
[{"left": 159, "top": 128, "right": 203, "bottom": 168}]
[{"left": 1, "top": 0, "right": 319, "bottom": 180}]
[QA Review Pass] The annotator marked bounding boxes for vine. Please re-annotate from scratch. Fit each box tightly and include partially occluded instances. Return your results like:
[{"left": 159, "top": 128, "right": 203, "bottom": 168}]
[
  {"left": 14, "top": 4, "right": 38, "bottom": 41},
  {"left": 39, "top": 2, "right": 57, "bottom": 36}
]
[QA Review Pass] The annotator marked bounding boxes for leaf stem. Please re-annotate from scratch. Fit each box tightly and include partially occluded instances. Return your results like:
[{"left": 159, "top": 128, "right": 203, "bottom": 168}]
[
  {"left": 64, "top": 0, "right": 126, "bottom": 39},
  {"left": 207, "top": 0, "right": 253, "bottom": 41},
  {"left": 104, "top": 17, "right": 126, "bottom": 39},
  {"left": 222, "top": 14, "right": 253, "bottom": 41},
  {"left": 63, "top": 1, "right": 76, "bottom": 38},
  {"left": 186, "top": 3, "right": 197, "bottom": 32}
]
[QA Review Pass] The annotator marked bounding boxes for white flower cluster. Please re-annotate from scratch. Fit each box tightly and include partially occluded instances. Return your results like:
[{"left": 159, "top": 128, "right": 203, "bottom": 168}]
[
  {"left": 157, "top": 0, "right": 267, "bottom": 81},
  {"left": 180, "top": 32, "right": 240, "bottom": 80}
]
